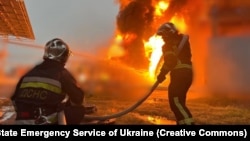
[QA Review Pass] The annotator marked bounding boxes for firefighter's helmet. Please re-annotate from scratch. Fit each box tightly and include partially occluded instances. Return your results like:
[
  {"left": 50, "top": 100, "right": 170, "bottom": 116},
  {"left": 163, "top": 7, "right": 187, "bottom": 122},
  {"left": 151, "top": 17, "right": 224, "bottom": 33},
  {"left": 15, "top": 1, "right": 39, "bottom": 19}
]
[
  {"left": 156, "top": 22, "right": 178, "bottom": 39},
  {"left": 43, "top": 38, "right": 71, "bottom": 64}
]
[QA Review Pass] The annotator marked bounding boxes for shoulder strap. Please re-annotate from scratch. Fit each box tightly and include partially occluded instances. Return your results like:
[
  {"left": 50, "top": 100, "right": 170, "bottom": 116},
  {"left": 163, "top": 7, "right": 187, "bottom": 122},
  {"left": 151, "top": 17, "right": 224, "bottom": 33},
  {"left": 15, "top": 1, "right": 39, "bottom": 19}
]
[{"left": 176, "top": 34, "right": 189, "bottom": 55}]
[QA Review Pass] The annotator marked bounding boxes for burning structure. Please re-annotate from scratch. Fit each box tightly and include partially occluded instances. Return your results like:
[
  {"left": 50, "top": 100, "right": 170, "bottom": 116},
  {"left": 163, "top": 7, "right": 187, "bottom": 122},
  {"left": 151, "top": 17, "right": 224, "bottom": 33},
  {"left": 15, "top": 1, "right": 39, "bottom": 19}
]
[
  {"left": 108, "top": 0, "right": 199, "bottom": 82},
  {"left": 107, "top": 0, "right": 250, "bottom": 95}
]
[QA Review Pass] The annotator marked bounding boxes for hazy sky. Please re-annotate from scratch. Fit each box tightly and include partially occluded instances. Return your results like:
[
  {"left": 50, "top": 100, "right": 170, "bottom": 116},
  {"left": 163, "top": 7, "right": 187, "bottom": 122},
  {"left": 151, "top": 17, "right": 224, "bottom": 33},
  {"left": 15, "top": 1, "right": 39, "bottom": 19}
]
[{"left": 6, "top": 0, "right": 119, "bottom": 67}]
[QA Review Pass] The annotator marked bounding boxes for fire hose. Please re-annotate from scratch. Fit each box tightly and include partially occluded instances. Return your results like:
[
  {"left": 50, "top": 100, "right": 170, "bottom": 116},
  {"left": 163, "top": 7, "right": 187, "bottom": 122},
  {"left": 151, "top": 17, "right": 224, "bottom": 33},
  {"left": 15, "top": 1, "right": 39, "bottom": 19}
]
[
  {"left": 82, "top": 35, "right": 188, "bottom": 121},
  {"left": 83, "top": 81, "right": 160, "bottom": 121}
]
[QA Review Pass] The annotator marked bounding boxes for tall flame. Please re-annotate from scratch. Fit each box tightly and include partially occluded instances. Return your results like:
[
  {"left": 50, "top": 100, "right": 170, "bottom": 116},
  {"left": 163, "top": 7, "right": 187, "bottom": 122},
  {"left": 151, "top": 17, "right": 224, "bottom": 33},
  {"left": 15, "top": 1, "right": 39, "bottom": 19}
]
[
  {"left": 144, "top": 35, "right": 164, "bottom": 80},
  {"left": 109, "top": 0, "right": 188, "bottom": 81},
  {"left": 143, "top": 0, "right": 188, "bottom": 80}
]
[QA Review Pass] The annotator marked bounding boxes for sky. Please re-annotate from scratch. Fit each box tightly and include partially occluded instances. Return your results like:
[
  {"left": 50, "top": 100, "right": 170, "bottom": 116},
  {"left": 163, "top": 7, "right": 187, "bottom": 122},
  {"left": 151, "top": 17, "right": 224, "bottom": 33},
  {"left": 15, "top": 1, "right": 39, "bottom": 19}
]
[{"left": 5, "top": 0, "right": 119, "bottom": 67}]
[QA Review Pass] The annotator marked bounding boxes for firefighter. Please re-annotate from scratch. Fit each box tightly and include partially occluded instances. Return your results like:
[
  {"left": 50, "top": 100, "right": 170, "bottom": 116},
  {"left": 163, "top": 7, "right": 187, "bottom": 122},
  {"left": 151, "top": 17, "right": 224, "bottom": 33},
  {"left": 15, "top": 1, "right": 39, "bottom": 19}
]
[
  {"left": 156, "top": 22, "right": 195, "bottom": 125},
  {"left": 11, "top": 38, "right": 85, "bottom": 125}
]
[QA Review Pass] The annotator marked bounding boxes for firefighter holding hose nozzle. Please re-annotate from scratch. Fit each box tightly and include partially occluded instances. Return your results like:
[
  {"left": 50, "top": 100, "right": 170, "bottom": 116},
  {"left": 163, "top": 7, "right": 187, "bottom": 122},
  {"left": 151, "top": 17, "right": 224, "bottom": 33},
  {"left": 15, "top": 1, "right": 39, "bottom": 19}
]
[
  {"left": 156, "top": 22, "right": 195, "bottom": 125},
  {"left": 11, "top": 38, "right": 85, "bottom": 125}
]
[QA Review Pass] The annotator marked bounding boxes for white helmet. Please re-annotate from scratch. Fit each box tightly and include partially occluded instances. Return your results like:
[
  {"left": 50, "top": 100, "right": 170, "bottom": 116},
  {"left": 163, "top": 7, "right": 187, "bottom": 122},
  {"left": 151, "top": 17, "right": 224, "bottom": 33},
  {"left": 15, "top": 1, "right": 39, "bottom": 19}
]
[{"left": 43, "top": 38, "right": 71, "bottom": 64}]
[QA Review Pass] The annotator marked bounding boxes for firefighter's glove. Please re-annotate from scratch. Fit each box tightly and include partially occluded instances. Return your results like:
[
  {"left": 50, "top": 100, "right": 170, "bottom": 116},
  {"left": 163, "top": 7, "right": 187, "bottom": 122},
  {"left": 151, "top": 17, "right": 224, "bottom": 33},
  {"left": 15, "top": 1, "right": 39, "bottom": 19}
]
[{"left": 157, "top": 72, "right": 166, "bottom": 83}]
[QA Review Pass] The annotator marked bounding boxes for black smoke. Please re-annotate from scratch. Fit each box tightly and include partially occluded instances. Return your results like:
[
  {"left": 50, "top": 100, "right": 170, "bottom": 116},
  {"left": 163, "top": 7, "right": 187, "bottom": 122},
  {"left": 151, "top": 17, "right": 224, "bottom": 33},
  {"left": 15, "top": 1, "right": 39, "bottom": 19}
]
[
  {"left": 116, "top": 0, "right": 154, "bottom": 69},
  {"left": 115, "top": 0, "right": 191, "bottom": 69}
]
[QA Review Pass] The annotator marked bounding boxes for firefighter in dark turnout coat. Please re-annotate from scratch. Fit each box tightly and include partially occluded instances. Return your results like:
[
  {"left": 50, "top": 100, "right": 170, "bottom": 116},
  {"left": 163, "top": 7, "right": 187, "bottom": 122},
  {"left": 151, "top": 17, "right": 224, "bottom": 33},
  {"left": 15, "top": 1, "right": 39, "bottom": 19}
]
[
  {"left": 11, "top": 38, "right": 85, "bottom": 125},
  {"left": 156, "top": 22, "right": 195, "bottom": 125}
]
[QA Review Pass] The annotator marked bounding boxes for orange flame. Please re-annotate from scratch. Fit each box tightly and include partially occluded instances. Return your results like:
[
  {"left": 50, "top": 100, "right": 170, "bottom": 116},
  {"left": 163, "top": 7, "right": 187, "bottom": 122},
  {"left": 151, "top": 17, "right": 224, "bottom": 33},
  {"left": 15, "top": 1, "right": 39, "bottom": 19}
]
[
  {"left": 108, "top": 34, "right": 125, "bottom": 59},
  {"left": 154, "top": 1, "right": 169, "bottom": 16},
  {"left": 144, "top": 1, "right": 188, "bottom": 80},
  {"left": 170, "top": 15, "right": 187, "bottom": 33},
  {"left": 144, "top": 35, "right": 164, "bottom": 80},
  {"left": 108, "top": 0, "right": 188, "bottom": 81}
]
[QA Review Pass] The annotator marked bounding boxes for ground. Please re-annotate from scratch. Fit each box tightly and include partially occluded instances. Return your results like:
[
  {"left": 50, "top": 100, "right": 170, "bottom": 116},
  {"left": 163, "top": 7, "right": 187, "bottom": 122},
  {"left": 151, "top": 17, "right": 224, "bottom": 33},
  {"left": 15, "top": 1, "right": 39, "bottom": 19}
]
[
  {"left": 83, "top": 86, "right": 250, "bottom": 125},
  {"left": 1, "top": 83, "right": 250, "bottom": 125}
]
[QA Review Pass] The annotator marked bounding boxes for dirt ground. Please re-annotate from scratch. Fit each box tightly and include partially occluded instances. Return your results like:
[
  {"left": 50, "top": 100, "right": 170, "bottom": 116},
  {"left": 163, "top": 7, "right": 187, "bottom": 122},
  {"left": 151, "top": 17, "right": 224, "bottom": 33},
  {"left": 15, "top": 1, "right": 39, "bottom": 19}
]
[
  {"left": 1, "top": 83, "right": 250, "bottom": 125},
  {"left": 82, "top": 85, "right": 250, "bottom": 125}
]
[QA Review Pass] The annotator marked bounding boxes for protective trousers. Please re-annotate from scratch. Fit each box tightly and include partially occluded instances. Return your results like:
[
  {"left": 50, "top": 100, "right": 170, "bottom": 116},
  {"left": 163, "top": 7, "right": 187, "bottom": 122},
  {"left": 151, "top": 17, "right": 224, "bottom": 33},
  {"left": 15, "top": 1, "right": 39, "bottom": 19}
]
[{"left": 168, "top": 68, "right": 194, "bottom": 125}]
